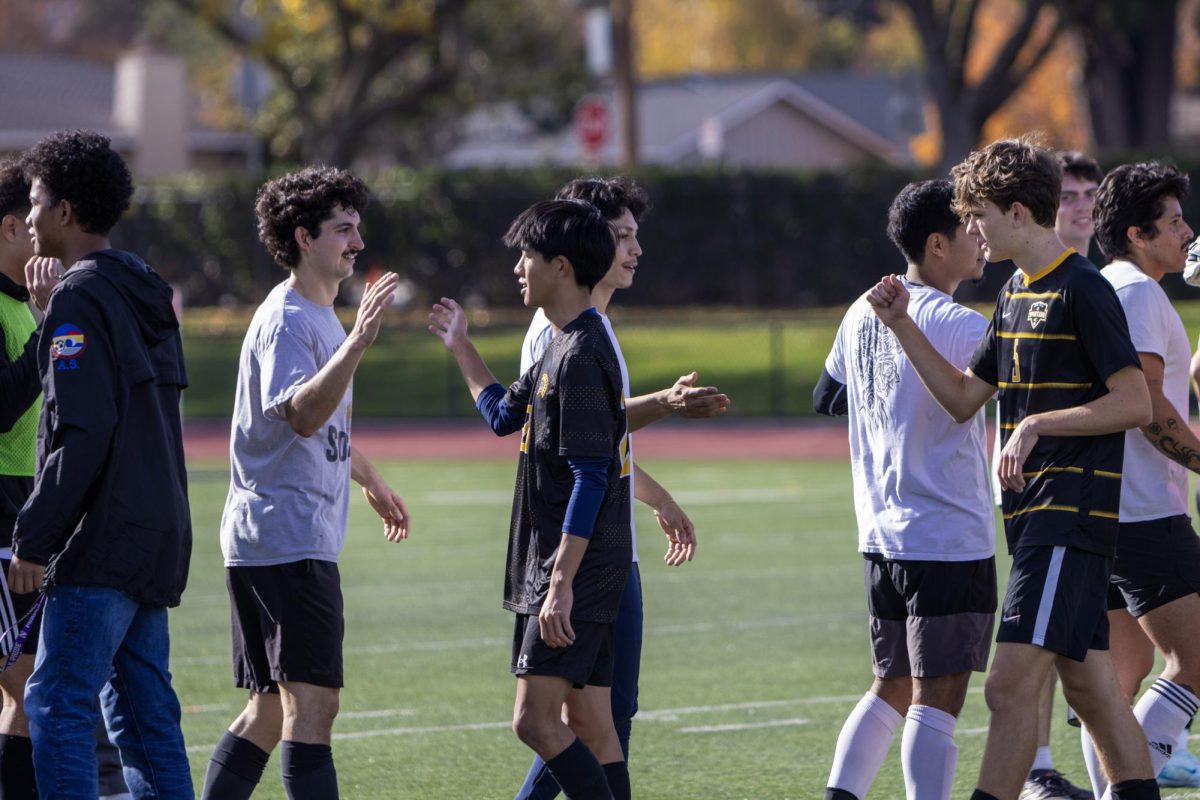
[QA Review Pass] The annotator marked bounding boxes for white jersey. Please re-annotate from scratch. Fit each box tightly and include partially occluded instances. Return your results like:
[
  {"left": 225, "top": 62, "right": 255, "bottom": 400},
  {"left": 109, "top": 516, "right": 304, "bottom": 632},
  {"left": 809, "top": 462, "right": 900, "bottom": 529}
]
[
  {"left": 1102, "top": 260, "right": 1190, "bottom": 521},
  {"left": 521, "top": 307, "right": 639, "bottom": 562},
  {"left": 826, "top": 279, "right": 994, "bottom": 560}
]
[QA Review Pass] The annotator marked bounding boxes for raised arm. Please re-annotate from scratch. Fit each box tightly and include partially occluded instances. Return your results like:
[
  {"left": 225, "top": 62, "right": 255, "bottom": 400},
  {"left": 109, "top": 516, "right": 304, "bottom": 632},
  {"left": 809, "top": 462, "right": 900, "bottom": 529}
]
[
  {"left": 866, "top": 275, "right": 995, "bottom": 422},
  {"left": 281, "top": 273, "right": 399, "bottom": 437},
  {"left": 997, "top": 364, "right": 1151, "bottom": 491},
  {"left": 428, "top": 297, "right": 501, "bottom": 401}
]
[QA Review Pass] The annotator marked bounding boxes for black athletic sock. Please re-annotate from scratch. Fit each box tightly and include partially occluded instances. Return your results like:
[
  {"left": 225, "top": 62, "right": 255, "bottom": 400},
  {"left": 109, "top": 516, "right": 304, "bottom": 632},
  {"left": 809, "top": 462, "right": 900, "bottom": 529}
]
[
  {"left": 1110, "top": 778, "right": 1162, "bottom": 800},
  {"left": 824, "top": 789, "right": 859, "bottom": 800},
  {"left": 0, "top": 733, "right": 36, "bottom": 800},
  {"left": 969, "top": 791, "right": 1001, "bottom": 800},
  {"left": 280, "top": 740, "right": 338, "bottom": 800},
  {"left": 201, "top": 731, "right": 270, "bottom": 800},
  {"left": 544, "top": 738, "right": 611, "bottom": 800},
  {"left": 601, "top": 760, "right": 630, "bottom": 800}
]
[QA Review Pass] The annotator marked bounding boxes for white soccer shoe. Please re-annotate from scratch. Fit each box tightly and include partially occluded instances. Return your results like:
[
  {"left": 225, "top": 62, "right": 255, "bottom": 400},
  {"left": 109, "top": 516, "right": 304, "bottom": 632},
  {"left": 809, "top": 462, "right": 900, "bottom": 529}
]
[{"left": 1184, "top": 237, "right": 1200, "bottom": 286}]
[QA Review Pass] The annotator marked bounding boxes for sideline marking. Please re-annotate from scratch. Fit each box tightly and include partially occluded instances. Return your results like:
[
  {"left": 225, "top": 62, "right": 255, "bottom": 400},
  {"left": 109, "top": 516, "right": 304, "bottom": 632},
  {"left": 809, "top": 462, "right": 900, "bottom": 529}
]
[{"left": 424, "top": 487, "right": 803, "bottom": 506}]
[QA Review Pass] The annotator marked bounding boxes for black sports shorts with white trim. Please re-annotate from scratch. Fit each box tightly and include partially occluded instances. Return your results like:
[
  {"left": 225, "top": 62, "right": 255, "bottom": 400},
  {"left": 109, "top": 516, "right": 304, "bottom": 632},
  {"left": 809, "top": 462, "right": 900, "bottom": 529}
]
[
  {"left": 227, "top": 559, "right": 344, "bottom": 692},
  {"left": 864, "top": 554, "right": 997, "bottom": 679},
  {"left": 1111, "top": 515, "right": 1200, "bottom": 618},
  {"left": 0, "top": 558, "right": 38, "bottom": 657},
  {"left": 997, "top": 545, "right": 1111, "bottom": 661},
  {"left": 511, "top": 613, "right": 614, "bottom": 689}
]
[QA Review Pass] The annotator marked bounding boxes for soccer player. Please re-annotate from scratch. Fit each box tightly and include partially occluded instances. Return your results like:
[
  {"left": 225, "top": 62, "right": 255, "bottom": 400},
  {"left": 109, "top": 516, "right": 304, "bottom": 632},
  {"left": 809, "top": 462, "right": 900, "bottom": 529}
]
[
  {"left": 866, "top": 137, "right": 1159, "bottom": 800},
  {"left": 815, "top": 180, "right": 995, "bottom": 800},
  {"left": 1079, "top": 162, "right": 1200, "bottom": 798},
  {"left": 514, "top": 176, "right": 726, "bottom": 800},
  {"left": 430, "top": 199, "right": 631, "bottom": 800},
  {"left": 1018, "top": 150, "right": 1105, "bottom": 800},
  {"left": 0, "top": 159, "right": 44, "bottom": 799},
  {"left": 202, "top": 167, "right": 408, "bottom": 800},
  {"left": 11, "top": 129, "right": 193, "bottom": 797}
]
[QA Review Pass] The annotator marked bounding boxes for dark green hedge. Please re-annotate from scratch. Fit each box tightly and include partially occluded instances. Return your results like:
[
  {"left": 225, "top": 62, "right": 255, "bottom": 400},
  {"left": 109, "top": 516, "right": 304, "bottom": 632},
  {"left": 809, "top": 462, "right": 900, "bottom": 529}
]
[{"left": 110, "top": 159, "right": 1200, "bottom": 310}]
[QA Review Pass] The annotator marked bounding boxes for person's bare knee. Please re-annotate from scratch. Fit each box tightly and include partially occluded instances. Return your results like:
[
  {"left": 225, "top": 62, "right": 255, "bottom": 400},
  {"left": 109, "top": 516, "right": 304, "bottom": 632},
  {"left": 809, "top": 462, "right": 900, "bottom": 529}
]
[
  {"left": 279, "top": 682, "right": 339, "bottom": 744},
  {"left": 913, "top": 671, "right": 972, "bottom": 717},
  {"left": 513, "top": 676, "right": 575, "bottom": 759},
  {"left": 985, "top": 644, "right": 1055, "bottom": 715},
  {"left": 0, "top": 653, "right": 32, "bottom": 736},
  {"left": 564, "top": 686, "right": 621, "bottom": 763},
  {"left": 229, "top": 691, "right": 284, "bottom": 752},
  {"left": 1140, "top": 595, "right": 1200, "bottom": 691},
  {"left": 870, "top": 675, "right": 913, "bottom": 716}
]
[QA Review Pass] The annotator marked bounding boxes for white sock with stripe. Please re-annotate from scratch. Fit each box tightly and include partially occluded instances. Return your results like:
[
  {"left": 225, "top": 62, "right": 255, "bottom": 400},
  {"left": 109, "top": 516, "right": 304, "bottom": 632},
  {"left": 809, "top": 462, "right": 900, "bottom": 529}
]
[
  {"left": 827, "top": 692, "right": 903, "bottom": 799},
  {"left": 901, "top": 704, "right": 957, "bottom": 800},
  {"left": 1081, "top": 724, "right": 1107, "bottom": 799},
  {"left": 1133, "top": 678, "right": 1200, "bottom": 774}
]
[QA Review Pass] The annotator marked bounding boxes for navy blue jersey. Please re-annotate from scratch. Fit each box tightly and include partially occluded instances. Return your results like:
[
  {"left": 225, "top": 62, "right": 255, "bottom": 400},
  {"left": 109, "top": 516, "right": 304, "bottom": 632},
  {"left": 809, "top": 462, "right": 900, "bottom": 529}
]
[
  {"left": 501, "top": 308, "right": 631, "bottom": 623},
  {"left": 969, "top": 250, "right": 1140, "bottom": 556}
]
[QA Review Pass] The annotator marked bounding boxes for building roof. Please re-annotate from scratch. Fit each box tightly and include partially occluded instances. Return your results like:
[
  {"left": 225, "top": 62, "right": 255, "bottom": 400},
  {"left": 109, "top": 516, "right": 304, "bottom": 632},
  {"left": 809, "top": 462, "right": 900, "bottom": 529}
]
[{"left": 446, "top": 71, "right": 924, "bottom": 168}]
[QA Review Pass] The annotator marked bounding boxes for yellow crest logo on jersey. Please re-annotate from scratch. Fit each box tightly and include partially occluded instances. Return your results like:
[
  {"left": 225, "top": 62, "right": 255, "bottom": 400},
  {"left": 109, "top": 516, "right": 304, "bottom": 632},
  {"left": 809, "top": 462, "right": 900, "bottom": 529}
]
[
  {"left": 519, "top": 404, "right": 532, "bottom": 453},
  {"left": 537, "top": 373, "right": 550, "bottom": 398},
  {"left": 1027, "top": 301, "right": 1048, "bottom": 329}
]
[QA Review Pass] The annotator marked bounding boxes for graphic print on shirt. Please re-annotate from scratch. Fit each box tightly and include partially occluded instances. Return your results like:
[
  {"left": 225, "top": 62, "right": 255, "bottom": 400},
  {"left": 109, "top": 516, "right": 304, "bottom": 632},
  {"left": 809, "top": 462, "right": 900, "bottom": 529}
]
[{"left": 853, "top": 314, "right": 901, "bottom": 430}]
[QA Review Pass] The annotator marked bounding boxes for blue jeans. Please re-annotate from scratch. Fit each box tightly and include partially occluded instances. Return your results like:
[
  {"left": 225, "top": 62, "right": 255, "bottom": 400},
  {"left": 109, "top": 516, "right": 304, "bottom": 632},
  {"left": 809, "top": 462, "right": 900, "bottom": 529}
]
[
  {"left": 515, "top": 563, "right": 643, "bottom": 800},
  {"left": 25, "top": 586, "right": 193, "bottom": 799}
]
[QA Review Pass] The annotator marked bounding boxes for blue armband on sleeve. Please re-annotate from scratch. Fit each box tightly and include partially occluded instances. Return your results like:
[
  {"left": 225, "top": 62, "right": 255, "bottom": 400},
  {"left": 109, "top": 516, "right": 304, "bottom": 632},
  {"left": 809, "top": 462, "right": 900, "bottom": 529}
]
[
  {"left": 563, "top": 457, "right": 609, "bottom": 538},
  {"left": 475, "top": 383, "right": 524, "bottom": 436}
]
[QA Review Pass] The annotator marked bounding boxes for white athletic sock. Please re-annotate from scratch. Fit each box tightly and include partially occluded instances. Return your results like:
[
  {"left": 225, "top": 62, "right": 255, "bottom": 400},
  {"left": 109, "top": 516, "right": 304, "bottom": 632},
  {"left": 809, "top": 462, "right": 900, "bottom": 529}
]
[
  {"left": 901, "top": 704, "right": 957, "bottom": 800},
  {"left": 827, "top": 692, "right": 903, "bottom": 799},
  {"left": 1081, "top": 724, "right": 1107, "bottom": 800},
  {"left": 1178, "top": 726, "right": 1191, "bottom": 755},
  {"left": 1031, "top": 745, "right": 1054, "bottom": 772},
  {"left": 1133, "top": 678, "right": 1200, "bottom": 774}
]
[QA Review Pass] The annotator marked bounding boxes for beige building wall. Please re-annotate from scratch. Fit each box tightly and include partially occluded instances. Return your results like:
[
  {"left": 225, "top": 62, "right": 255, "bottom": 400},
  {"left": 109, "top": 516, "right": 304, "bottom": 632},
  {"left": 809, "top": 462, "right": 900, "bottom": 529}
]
[{"left": 712, "top": 102, "right": 874, "bottom": 168}]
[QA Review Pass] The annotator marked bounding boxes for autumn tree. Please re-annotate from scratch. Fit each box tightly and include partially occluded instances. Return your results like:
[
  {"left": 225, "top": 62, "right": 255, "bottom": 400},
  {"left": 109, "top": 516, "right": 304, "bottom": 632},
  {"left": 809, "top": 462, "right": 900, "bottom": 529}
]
[{"left": 160, "top": 0, "right": 589, "bottom": 165}]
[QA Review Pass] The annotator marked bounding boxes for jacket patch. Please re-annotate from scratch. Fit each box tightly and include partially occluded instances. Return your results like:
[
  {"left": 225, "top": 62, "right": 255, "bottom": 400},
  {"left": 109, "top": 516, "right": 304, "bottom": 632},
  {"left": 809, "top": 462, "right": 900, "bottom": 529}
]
[{"left": 51, "top": 324, "right": 86, "bottom": 369}]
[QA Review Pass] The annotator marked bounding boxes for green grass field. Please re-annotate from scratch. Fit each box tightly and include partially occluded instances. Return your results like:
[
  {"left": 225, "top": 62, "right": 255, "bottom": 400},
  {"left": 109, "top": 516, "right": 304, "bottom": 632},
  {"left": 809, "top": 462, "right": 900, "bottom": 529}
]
[{"left": 170, "top": 455, "right": 1157, "bottom": 799}]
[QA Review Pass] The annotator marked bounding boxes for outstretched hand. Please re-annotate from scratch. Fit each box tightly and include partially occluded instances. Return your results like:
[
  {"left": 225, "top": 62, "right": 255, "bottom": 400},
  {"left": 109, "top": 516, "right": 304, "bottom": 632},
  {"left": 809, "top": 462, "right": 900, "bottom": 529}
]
[
  {"left": 865, "top": 275, "right": 910, "bottom": 327},
  {"left": 428, "top": 297, "right": 469, "bottom": 350},
  {"left": 348, "top": 272, "right": 400, "bottom": 350},
  {"left": 666, "top": 372, "right": 730, "bottom": 417},
  {"left": 361, "top": 481, "right": 411, "bottom": 542}
]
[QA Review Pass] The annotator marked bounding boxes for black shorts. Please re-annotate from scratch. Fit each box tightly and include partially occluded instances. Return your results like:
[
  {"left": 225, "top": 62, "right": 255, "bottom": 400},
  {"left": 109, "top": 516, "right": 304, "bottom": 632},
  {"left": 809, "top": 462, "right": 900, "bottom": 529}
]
[
  {"left": 998, "top": 545, "right": 1111, "bottom": 661},
  {"left": 864, "top": 555, "right": 997, "bottom": 678},
  {"left": 1111, "top": 515, "right": 1200, "bottom": 617},
  {"left": 511, "top": 614, "right": 614, "bottom": 689},
  {"left": 227, "top": 560, "right": 344, "bottom": 692},
  {"left": 0, "top": 558, "right": 39, "bottom": 658}
]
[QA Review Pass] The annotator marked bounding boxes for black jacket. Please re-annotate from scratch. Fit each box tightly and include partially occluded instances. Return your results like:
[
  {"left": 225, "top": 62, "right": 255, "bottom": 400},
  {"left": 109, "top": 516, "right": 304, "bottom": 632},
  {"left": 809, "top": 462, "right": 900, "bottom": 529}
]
[{"left": 13, "top": 250, "right": 191, "bottom": 607}]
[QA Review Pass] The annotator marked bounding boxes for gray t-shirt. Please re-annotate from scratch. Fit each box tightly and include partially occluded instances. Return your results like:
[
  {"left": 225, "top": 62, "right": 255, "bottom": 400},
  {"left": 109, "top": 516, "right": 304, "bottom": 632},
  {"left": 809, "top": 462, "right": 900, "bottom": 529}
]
[{"left": 220, "top": 282, "right": 352, "bottom": 566}]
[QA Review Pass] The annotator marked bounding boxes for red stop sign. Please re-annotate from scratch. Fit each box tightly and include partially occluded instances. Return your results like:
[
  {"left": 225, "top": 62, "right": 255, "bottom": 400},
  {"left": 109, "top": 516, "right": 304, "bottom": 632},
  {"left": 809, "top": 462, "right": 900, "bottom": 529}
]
[{"left": 575, "top": 97, "right": 610, "bottom": 155}]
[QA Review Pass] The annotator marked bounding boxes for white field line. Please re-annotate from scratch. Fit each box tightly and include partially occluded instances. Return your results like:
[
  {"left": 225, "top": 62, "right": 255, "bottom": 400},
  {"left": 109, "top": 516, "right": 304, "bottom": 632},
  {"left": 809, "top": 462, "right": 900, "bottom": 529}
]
[
  {"left": 183, "top": 690, "right": 980, "bottom": 753},
  {"left": 424, "top": 487, "right": 803, "bottom": 507},
  {"left": 679, "top": 718, "right": 809, "bottom": 734},
  {"left": 174, "top": 615, "right": 826, "bottom": 666}
]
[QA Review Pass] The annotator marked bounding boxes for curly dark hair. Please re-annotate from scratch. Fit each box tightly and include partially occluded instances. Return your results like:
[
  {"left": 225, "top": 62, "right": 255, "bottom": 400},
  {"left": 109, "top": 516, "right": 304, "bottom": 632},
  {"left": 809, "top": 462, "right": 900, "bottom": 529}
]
[
  {"left": 254, "top": 166, "right": 370, "bottom": 269},
  {"left": 1094, "top": 162, "right": 1190, "bottom": 261},
  {"left": 0, "top": 159, "right": 30, "bottom": 221},
  {"left": 555, "top": 176, "right": 651, "bottom": 222},
  {"left": 502, "top": 199, "right": 616, "bottom": 290},
  {"left": 951, "top": 136, "right": 1060, "bottom": 228},
  {"left": 887, "top": 180, "right": 961, "bottom": 266},
  {"left": 21, "top": 130, "right": 132, "bottom": 235}
]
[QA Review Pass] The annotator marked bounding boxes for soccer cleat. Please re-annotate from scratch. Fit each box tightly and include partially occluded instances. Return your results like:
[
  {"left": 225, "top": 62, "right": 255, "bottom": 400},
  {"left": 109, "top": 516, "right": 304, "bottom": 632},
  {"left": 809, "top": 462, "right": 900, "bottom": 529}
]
[
  {"left": 1158, "top": 747, "right": 1200, "bottom": 788},
  {"left": 1018, "top": 769, "right": 1094, "bottom": 800},
  {"left": 1185, "top": 237, "right": 1200, "bottom": 286}
]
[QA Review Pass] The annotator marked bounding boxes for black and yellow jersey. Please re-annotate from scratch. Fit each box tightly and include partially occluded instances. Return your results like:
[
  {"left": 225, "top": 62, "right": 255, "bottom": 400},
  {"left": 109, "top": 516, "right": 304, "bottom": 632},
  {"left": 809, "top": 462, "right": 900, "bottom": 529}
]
[{"left": 969, "top": 250, "right": 1140, "bottom": 556}]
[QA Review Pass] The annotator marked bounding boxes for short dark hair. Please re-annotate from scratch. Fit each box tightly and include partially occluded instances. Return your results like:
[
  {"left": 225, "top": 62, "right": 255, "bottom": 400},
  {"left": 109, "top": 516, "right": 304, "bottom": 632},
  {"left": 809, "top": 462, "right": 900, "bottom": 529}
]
[
  {"left": 951, "top": 136, "right": 1060, "bottom": 228},
  {"left": 555, "top": 176, "right": 650, "bottom": 222},
  {"left": 255, "top": 166, "right": 370, "bottom": 269},
  {"left": 0, "top": 159, "right": 30, "bottom": 221},
  {"left": 1058, "top": 151, "right": 1103, "bottom": 186},
  {"left": 21, "top": 129, "right": 132, "bottom": 235},
  {"left": 1094, "top": 162, "right": 1190, "bottom": 260},
  {"left": 502, "top": 200, "right": 616, "bottom": 290},
  {"left": 887, "top": 180, "right": 961, "bottom": 266}
]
